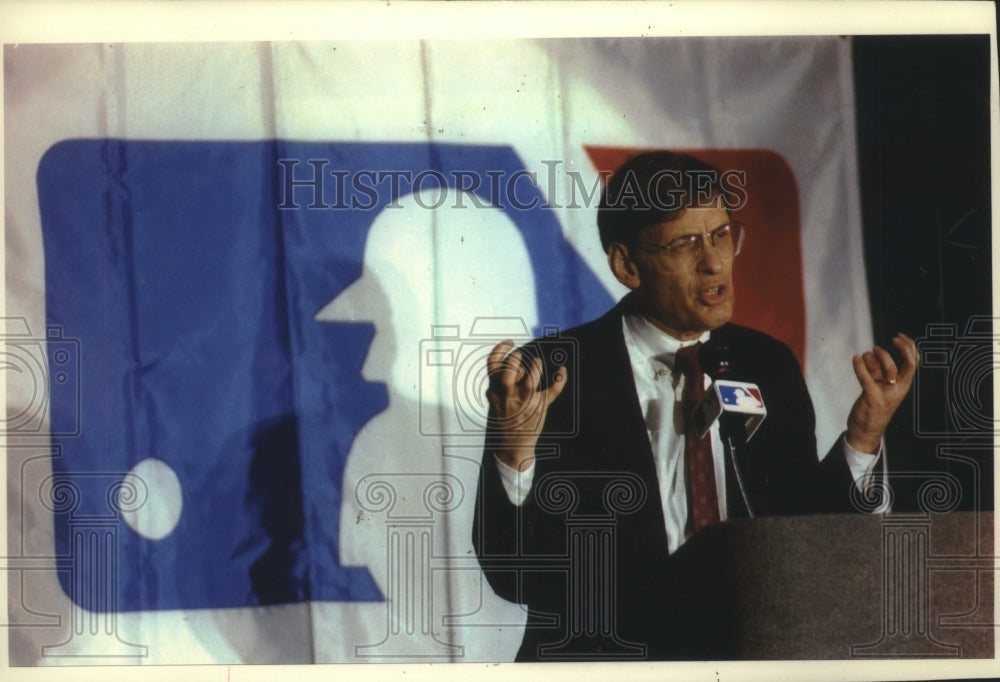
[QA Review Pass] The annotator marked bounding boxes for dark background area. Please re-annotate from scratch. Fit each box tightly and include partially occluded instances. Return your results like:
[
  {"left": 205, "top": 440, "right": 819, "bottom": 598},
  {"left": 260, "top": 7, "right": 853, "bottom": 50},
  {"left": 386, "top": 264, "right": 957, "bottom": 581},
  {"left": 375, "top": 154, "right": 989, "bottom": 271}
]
[{"left": 852, "top": 34, "right": 993, "bottom": 511}]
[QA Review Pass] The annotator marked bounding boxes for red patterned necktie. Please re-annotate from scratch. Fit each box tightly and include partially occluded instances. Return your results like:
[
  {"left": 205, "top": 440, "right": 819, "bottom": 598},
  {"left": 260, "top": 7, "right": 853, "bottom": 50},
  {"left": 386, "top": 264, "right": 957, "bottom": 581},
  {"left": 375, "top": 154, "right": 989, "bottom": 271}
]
[{"left": 675, "top": 343, "right": 720, "bottom": 533}]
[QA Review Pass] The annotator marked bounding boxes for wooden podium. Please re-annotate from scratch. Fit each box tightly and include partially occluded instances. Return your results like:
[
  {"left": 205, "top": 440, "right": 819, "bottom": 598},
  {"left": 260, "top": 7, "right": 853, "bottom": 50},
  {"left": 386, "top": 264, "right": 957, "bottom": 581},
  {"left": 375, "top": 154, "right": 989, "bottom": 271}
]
[{"left": 666, "top": 511, "right": 994, "bottom": 659}]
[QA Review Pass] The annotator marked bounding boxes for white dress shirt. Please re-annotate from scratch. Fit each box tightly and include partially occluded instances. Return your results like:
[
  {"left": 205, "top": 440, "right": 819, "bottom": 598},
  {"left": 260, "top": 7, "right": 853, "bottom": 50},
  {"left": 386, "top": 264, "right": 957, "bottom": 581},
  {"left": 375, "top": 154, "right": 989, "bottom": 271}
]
[
  {"left": 619, "top": 315, "right": 721, "bottom": 552},
  {"left": 494, "top": 314, "right": 886, "bottom": 552}
]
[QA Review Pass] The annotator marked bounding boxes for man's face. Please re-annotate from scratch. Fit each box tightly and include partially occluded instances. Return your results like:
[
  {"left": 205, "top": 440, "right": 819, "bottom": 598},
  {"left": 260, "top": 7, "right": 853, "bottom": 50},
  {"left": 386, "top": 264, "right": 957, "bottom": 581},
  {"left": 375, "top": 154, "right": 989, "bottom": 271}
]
[{"left": 627, "top": 207, "right": 736, "bottom": 340}]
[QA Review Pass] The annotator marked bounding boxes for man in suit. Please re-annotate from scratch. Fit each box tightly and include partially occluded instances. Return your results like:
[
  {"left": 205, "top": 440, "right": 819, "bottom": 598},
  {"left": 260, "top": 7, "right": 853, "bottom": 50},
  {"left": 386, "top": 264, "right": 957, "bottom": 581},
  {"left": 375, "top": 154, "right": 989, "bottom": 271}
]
[{"left": 472, "top": 150, "right": 917, "bottom": 661}]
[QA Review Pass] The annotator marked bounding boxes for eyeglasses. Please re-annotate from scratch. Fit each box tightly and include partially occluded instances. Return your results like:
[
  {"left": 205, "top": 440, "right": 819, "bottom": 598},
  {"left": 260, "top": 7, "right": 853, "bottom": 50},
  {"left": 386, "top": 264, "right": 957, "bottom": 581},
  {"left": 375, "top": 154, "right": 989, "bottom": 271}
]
[{"left": 637, "top": 222, "right": 745, "bottom": 268}]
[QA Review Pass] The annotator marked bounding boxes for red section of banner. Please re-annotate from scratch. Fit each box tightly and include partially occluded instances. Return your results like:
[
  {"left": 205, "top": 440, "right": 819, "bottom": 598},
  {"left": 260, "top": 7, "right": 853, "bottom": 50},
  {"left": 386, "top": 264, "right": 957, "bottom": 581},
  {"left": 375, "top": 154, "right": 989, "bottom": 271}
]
[{"left": 583, "top": 146, "right": 806, "bottom": 367}]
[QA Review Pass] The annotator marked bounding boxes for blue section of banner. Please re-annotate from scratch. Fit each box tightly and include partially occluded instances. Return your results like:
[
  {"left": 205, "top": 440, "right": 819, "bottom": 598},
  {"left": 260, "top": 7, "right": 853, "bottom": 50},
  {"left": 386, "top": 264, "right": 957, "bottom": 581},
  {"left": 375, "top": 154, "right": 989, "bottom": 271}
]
[{"left": 38, "top": 140, "right": 612, "bottom": 612}]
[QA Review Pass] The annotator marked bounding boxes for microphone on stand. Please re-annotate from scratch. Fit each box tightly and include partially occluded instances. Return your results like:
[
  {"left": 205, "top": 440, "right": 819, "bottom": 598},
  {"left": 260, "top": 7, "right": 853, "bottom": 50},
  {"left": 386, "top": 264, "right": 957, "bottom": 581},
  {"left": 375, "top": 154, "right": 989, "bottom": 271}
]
[{"left": 693, "top": 342, "right": 767, "bottom": 442}]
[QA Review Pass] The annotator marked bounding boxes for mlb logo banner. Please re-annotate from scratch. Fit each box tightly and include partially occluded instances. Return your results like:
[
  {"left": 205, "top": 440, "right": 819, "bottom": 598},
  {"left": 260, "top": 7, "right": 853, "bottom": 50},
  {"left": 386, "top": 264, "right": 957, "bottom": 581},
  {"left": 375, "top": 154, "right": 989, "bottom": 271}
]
[
  {"left": 5, "top": 36, "right": 878, "bottom": 664},
  {"left": 36, "top": 138, "right": 612, "bottom": 614}
]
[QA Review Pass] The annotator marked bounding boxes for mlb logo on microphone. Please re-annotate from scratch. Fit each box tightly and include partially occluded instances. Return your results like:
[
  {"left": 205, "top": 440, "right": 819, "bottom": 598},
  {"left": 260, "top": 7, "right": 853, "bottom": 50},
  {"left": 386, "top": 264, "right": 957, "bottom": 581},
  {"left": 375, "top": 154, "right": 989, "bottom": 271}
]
[
  {"left": 695, "top": 379, "right": 767, "bottom": 441},
  {"left": 718, "top": 382, "right": 764, "bottom": 410}
]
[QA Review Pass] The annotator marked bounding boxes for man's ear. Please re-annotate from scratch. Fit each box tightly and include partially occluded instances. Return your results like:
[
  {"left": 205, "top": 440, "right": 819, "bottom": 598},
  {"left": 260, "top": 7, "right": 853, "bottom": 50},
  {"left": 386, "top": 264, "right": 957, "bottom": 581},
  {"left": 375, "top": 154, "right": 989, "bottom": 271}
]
[{"left": 608, "top": 243, "right": 641, "bottom": 290}]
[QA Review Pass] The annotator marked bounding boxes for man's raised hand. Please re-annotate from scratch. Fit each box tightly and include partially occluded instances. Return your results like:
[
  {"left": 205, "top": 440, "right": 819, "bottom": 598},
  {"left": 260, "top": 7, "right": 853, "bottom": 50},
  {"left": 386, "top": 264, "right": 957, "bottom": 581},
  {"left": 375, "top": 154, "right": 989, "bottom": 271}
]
[
  {"left": 846, "top": 332, "right": 919, "bottom": 454},
  {"left": 485, "top": 340, "right": 567, "bottom": 471}
]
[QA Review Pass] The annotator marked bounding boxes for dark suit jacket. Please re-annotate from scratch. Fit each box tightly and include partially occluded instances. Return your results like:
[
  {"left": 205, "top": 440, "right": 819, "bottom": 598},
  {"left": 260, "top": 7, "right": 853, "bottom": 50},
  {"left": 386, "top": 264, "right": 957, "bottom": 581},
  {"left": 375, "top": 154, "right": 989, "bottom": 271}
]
[{"left": 472, "top": 298, "right": 862, "bottom": 661}]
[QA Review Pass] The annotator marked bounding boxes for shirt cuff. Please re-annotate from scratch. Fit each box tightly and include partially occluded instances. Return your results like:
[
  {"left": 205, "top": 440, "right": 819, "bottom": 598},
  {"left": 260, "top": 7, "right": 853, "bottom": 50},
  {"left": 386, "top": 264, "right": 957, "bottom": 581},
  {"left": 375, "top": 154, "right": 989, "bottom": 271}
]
[
  {"left": 842, "top": 433, "right": 890, "bottom": 512},
  {"left": 494, "top": 454, "right": 535, "bottom": 506}
]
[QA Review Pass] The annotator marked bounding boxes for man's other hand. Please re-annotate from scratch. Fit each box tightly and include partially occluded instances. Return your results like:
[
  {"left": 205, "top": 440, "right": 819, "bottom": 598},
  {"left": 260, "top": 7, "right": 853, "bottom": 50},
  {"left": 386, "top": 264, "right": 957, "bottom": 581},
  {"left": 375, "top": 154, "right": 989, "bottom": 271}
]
[
  {"left": 485, "top": 340, "right": 567, "bottom": 471},
  {"left": 846, "top": 332, "right": 919, "bottom": 454}
]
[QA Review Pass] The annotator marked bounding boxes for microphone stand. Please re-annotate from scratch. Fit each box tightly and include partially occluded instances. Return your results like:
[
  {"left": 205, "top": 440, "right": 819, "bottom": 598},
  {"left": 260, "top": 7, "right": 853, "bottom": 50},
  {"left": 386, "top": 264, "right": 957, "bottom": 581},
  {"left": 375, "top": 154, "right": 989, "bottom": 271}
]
[
  {"left": 724, "top": 430, "right": 754, "bottom": 519},
  {"left": 702, "top": 342, "right": 755, "bottom": 519}
]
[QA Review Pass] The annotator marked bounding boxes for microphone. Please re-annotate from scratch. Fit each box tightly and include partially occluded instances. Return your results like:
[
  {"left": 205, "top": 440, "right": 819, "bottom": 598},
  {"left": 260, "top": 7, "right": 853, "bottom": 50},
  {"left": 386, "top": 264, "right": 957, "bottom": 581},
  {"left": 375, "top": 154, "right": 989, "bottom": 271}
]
[{"left": 692, "top": 342, "right": 767, "bottom": 442}]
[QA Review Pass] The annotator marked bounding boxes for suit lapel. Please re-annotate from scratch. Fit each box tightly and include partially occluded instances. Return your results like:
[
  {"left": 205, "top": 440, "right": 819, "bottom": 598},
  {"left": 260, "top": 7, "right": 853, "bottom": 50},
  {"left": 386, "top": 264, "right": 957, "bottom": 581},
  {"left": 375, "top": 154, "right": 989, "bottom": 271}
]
[{"left": 577, "top": 303, "right": 670, "bottom": 544}]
